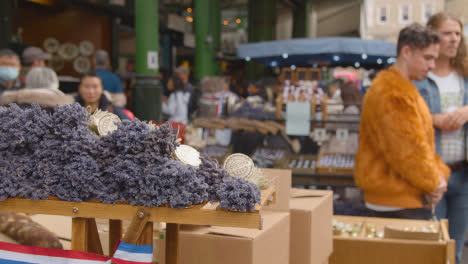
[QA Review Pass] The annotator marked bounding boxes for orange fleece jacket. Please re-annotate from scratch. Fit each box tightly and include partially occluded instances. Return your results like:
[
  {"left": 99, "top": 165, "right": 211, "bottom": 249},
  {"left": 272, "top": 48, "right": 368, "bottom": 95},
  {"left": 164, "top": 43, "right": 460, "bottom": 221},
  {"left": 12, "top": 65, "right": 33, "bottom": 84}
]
[{"left": 354, "top": 67, "right": 450, "bottom": 208}]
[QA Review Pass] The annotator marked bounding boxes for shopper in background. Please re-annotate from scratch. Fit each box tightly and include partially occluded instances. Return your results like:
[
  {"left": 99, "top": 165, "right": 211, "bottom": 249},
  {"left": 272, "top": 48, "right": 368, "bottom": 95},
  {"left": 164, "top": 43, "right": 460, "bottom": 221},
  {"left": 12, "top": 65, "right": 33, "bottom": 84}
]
[
  {"left": 175, "top": 65, "right": 197, "bottom": 119},
  {"left": 75, "top": 71, "right": 129, "bottom": 120},
  {"left": 22, "top": 46, "right": 51, "bottom": 68},
  {"left": 328, "top": 79, "right": 344, "bottom": 103},
  {"left": 1, "top": 67, "right": 73, "bottom": 112},
  {"left": 0, "top": 49, "right": 22, "bottom": 98},
  {"left": 20, "top": 46, "right": 52, "bottom": 87},
  {"left": 415, "top": 13, "right": 468, "bottom": 263},
  {"left": 341, "top": 81, "right": 362, "bottom": 114},
  {"left": 93, "top": 50, "right": 126, "bottom": 108},
  {"left": 162, "top": 75, "right": 190, "bottom": 124},
  {"left": 355, "top": 23, "right": 450, "bottom": 220},
  {"left": 247, "top": 80, "right": 266, "bottom": 102}
]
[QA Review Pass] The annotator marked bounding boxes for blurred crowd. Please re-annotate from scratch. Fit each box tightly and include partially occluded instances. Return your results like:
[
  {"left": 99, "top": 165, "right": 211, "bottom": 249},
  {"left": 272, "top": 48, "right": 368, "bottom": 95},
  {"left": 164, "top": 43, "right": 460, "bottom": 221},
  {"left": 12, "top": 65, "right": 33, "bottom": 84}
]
[{"left": 0, "top": 47, "right": 130, "bottom": 120}]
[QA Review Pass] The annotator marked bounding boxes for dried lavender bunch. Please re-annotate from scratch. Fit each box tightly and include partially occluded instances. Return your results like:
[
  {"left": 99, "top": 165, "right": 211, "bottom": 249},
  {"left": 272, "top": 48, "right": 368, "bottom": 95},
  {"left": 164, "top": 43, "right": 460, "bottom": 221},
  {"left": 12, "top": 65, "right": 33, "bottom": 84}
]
[
  {"left": 0, "top": 104, "right": 261, "bottom": 212},
  {"left": 133, "top": 158, "right": 209, "bottom": 208},
  {"left": 217, "top": 177, "right": 261, "bottom": 212},
  {"left": 197, "top": 155, "right": 229, "bottom": 202},
  {"left": 44, "top": 103, "right": 103, "bottom": 202},
  {"left": 96, "top": 120, "right": 181, "bottom": 203},
  {"left": 0, "top": 104, "right": 56, "bottom": 200}
]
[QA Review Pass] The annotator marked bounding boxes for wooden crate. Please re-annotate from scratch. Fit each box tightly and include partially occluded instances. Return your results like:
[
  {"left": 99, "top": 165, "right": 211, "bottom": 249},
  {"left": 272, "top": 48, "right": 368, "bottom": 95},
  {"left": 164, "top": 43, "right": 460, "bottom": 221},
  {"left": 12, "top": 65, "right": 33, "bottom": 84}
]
[
  {"left": 316, "top": 152, "right": 354, "bottom": 175},
  {"left": 330, "top": 215, "right": 455, "bottom": 264}
]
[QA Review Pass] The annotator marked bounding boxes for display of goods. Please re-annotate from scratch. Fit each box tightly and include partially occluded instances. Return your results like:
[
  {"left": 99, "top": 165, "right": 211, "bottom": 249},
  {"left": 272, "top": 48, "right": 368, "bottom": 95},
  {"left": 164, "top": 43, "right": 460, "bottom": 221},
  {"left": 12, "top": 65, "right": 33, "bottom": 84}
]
[
  {"left": 230, "top": 102, "right": 276, "bottom": 120},
  {"left": 252, "top": 147, "right": 286, "bottom": 168},
  {"left": 333, "top": 219, "right": 363, "bottom": 237},
  {"left": 174, "top": 144, "right": 202, "bottom": 167},
  {"left": 252, "top": 148, "right": 285, "bottom": 161},
  {"left": 217, "top": 177, "right": 261, "bottom": 212},
  {"left": 364, "top": 223, "right": 383, "bottom": 238},
  {"left": 223, "top": 153, "right": 271, "bottom": 191},
  {"left": 318, "top": 154, "right": 354, "bottom": 168},
  {"left": 0, "top": 103, "right": 261, "bottom": 212},
  {"left": 223, "top": 153, "right": 255, "bottom": 180},
  {"left": 58, "top": 43, "right": 79, "bottom": 60},
  {"left": 400, "top": 226, "right": 438, "bottom": 233},
  {"left": 333, "top": 219, "right": 438, "bottom": 239},
  {"left": 288, "top": 158, "right": 317, "bottom": 169},
  {"left": 88, "top": 109, "right": 121, "bottom": 136},
  {"left": 197, "top": 155, "right": 229, "bottom": 202},
  {"left": 253, "top": 157, "right": 275, "bottom": 169},
  {"left": 200, "top": 145, "right": 230, "bottom": 158},
  {"left": 43, "top": 37, "right": 60, "bottom": 53},
  {"left": 281, "top": 80, "right": 325, "bottom": 103},
  {"left": 73, "top": 56, "right": 91, "bottom": 74},
  {"left": 79, "top": 40, "right": 94, "bottom": 56}
]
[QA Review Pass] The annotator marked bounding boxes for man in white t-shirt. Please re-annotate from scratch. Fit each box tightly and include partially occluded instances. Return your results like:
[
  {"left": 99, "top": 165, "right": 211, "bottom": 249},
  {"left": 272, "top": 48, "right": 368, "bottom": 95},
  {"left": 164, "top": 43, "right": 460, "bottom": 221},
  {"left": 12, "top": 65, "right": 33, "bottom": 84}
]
[{"left": 416, "top": 13, "right": 468, "bottom": 264}]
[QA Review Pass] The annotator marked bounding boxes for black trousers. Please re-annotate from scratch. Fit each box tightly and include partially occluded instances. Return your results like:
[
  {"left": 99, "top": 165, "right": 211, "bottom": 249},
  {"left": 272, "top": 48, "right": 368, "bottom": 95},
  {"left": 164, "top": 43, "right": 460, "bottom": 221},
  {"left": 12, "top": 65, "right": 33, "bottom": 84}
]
[{"left": 369, "top": 208, "right": 432, "bottom": 220}]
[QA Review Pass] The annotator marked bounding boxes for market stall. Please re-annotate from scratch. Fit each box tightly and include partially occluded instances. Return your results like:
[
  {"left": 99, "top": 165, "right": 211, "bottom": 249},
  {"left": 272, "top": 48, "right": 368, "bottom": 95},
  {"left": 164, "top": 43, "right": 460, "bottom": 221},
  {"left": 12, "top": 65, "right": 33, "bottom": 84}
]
[
  {"left": 0, "top": 103, "right": 277, "bottom": 264},
  {"left": 223, "top": 37, "right": 398, "bottom": 187}
]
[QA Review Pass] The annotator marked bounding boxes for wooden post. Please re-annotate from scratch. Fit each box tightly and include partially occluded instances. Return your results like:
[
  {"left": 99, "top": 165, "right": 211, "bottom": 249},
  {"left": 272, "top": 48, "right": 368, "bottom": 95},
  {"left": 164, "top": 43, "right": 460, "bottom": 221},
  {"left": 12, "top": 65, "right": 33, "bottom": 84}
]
[
  {"left": 441, "top": 219, "right": 455, "bottom": 264},
  {"left": 123, "top": 210, "right": 150, "bottom": 244},
  {"left": 86, "top": 218, "right": 104, "bottom": 255},
  {"left": 138, "top": 222, "right": 153, "bottom": 245},
  {"left": 72, "top": 218, "right": 88, "bottom": 252},
  {"left": 166, "top": 223, "right": 180, "bottom": 264},
  {"left": 109, "top": 219, "right": 123, "bottom": 256}
]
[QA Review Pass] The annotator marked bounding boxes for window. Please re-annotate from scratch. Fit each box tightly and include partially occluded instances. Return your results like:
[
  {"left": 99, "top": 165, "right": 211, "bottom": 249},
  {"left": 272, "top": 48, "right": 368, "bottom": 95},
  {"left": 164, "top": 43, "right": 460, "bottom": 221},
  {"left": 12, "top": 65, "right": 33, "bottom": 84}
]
[
  {"left": 377, "top": 6, "right": 389, "bottom": 25},
  {"left": 422, "top": 3, "right": 433, "bottom": 23},
  {"left": 399, "top": 4, "right": 412, "bottom": 24}
]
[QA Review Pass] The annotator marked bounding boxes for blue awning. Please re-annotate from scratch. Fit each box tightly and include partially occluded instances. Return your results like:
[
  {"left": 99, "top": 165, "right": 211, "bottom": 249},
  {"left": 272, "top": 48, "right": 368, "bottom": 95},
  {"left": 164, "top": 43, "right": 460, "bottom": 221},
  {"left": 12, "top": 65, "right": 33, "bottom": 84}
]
[{"left": 236, "top": 37, "right": 397, "bottom": 68}]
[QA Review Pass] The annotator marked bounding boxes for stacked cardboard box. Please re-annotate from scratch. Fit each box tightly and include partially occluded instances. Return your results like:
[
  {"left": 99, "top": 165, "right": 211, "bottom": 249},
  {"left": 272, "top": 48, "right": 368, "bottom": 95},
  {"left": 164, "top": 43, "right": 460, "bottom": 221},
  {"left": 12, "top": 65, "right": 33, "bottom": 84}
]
[
  {"left": 157, "top": 168, "right": 292, "bottom": 264},
  {"left": 289, "top": 188, "right": 333, "bottom": 264},
  {"left": 157, "top": 211, "right": 290, "bottom": 264},
  {"left": 156, "top": 169, "right": 335, "bottom": 264}
]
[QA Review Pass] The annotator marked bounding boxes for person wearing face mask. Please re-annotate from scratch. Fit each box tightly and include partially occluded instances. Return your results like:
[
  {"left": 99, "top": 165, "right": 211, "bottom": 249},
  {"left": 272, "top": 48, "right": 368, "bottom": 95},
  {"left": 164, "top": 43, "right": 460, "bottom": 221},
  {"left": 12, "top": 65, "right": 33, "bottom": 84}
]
[{"left": 0, "top": 49, "right": 22, "bottom": 98}]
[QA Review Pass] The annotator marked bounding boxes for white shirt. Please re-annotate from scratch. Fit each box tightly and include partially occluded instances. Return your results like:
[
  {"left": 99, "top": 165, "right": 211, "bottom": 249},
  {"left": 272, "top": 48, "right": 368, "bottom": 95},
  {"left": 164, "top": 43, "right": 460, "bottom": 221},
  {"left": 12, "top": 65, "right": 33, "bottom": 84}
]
[
  {"left": 162, "top": 90, "right": 191, "bottom": 124},
  {"left": 428, "top": 71, "right": 465, "bottom": 164}
]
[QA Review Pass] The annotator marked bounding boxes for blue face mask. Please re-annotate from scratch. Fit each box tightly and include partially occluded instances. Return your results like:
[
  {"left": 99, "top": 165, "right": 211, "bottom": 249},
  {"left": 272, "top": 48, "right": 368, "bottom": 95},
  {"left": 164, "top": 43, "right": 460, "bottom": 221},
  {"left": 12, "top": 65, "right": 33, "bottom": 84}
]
[{"left": 0, "top": 67, "right": 19, "bottom": 81}]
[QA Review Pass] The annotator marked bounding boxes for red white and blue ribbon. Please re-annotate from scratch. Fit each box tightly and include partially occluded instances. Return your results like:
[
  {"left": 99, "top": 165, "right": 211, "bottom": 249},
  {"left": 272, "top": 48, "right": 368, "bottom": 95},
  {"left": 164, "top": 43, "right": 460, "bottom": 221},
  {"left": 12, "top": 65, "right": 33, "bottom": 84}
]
[
  {"left": 111, "top": 241, "right": 153, "bottom": 264},
  {"left": 0, "top": 240, "right": 153, "bottom": 264}
]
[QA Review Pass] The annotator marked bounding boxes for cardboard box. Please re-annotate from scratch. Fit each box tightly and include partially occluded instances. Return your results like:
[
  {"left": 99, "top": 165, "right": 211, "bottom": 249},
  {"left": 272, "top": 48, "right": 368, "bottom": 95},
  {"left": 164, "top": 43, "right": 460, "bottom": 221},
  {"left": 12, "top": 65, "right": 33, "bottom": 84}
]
[
  {"left": 156, "top": 168, "right": 292, "bottom": 264},
  {"left": 262, "top": 168, "right": 291, "bottom": 212},
  {"left": 290, "top": 188, "right": 333, "bottom": 264},
  {"left": 30, "top": 214, "right": 73, "bottom": 249},
  {"left": 158, "top": 211, "right": 290, "bottom": 264},
  {"left": 329, "top": 215, "right": 455, "bottom": 264}
]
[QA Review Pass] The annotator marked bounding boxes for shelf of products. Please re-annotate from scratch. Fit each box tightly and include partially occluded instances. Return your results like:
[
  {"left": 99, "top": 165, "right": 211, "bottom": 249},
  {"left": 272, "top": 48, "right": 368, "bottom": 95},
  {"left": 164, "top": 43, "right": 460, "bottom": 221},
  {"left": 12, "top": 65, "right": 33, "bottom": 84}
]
[{"left": 251, "top": 146, "right": 288, "bottom": 169}]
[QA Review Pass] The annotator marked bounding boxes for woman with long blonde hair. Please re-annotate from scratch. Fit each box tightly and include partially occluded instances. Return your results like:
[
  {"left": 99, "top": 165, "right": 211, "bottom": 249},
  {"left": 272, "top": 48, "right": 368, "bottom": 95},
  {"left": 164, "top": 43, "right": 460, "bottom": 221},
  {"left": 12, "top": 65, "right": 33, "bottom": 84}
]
[{"left": 416, "top": 13, "right": 468, "bottom": 263}]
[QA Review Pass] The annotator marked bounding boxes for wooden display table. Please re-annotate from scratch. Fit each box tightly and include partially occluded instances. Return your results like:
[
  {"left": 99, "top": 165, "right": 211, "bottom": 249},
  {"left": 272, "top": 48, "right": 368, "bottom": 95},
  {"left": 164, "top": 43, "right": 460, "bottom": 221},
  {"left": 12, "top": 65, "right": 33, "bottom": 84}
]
[
  {"left": 330, "top": 215, "right": 455, "bottom": 264},
  {"left": 0, "top": 187, "right": 275, "bottom": 264}
]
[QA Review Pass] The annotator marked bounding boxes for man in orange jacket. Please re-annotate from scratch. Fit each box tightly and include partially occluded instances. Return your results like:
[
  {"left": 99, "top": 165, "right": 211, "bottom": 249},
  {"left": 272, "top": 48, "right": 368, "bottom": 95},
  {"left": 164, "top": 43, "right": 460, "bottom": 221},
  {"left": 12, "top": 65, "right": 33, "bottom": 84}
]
[{"left": 355, "top": 23, "right": 450, "bottom": 219}]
